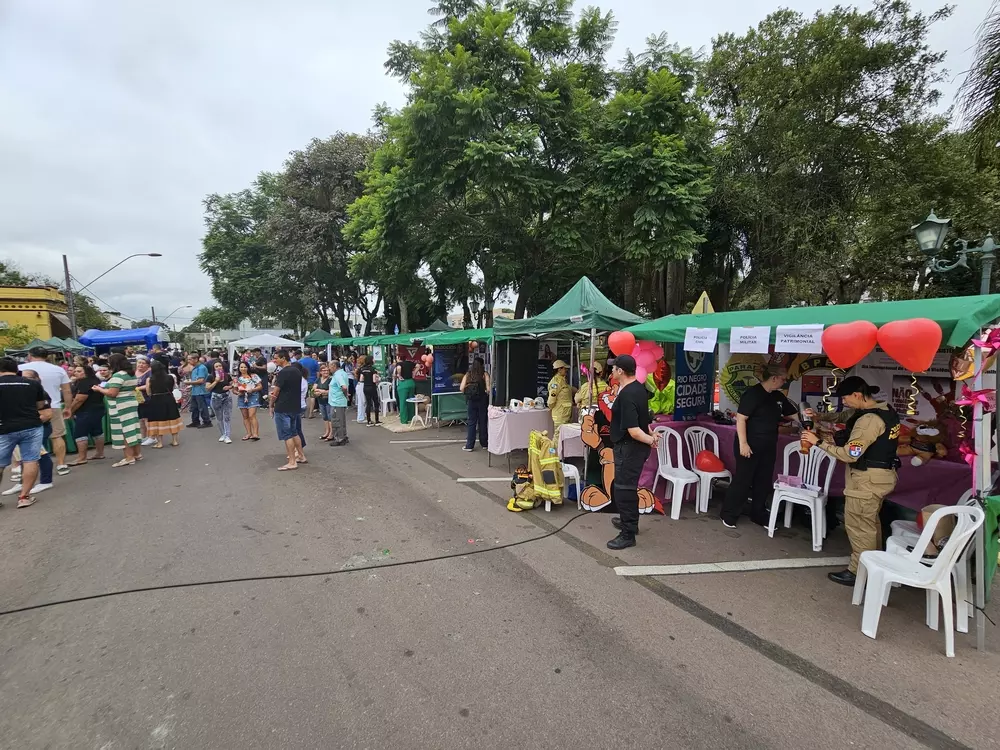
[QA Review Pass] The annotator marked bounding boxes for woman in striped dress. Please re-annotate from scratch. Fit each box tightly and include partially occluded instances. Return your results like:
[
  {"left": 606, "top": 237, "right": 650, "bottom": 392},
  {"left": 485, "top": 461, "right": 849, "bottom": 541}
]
[{"left": 93, "top": 353, "right": 143, "bottom": 467}]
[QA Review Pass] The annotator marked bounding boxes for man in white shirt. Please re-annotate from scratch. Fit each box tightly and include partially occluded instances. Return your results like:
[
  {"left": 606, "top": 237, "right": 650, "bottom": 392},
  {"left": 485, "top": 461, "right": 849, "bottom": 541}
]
[{"left": 19, "top": 347, "right": 72, "bottom": 475}]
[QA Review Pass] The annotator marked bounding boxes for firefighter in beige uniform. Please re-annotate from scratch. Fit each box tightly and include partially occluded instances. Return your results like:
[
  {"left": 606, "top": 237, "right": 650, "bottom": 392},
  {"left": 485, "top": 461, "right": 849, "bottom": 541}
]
[{"left": 801, "top": 376, "right": 900, "bottom": 587}]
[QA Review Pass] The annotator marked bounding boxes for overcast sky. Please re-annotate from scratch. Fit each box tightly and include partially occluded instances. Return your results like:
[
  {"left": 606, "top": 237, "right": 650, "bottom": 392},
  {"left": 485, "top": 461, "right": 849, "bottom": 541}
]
[{"left": 0, "top": 0, "right": 989, "bottom": 328}]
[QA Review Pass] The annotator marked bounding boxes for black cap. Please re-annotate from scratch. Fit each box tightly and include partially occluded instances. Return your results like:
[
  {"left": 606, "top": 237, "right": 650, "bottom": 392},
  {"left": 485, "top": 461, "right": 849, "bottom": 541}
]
[
  {"left": 614, "top": 354, "right": 637, "bottom": 376},
  {"left": 834, "top": 375, "right": 879, "bottom": 398}
]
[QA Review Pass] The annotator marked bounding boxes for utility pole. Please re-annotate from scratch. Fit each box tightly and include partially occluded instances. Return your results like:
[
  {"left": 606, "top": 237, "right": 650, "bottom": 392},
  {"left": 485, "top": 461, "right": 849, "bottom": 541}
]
[
  {"left": 62, "top": 254, "right": 77, "bottom": 339},
  {"left": 151, "top": 306, "right": 156, "bottom": 324}
]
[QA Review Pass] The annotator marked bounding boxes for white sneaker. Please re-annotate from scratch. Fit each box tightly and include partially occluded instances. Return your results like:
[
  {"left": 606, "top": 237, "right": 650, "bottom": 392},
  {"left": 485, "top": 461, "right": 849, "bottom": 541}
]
[
  {"left": 223, "top": 437, "right": 232, "bottom": 444},
  {"left": 10, "top": 470, "right": 21, "bottom": 482},
  {"left": 1, "top": 483, "right": 22, "bottom": 496},
  {"left": 218, "top": 436, "right": 226, "bottom": 442},
  {"left": 30, "top": 482, "right": 52, "bottom": 494},
  {"left": 141, "top": 437, "right": 157, "bottom": 446}
]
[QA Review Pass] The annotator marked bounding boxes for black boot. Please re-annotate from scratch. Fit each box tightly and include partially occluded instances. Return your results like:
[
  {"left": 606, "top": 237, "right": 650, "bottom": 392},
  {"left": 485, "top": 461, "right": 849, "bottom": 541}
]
[
  {"left": 828, "top": 569, "right": 857, "bottom": 586},
  {"left": 611, "top": 517, "right": 639, "bottom": 535},
  {"left": 607, "top": 531, "right": 636, "bottom": 550}
]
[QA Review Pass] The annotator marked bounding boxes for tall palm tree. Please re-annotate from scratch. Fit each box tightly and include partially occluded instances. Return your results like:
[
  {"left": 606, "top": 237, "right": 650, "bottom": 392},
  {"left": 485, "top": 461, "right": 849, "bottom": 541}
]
[{"left": 959, "top": 2, "right": 1000, "bottom": 164}]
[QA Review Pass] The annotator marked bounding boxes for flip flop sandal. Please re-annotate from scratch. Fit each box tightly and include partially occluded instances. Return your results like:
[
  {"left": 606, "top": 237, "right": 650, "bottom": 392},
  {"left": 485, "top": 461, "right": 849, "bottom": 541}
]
[
  {"left": 242, "top": 436, "right": 251, "bottom": 441},
  {"left": 16, "top": 496, "right": 36, "bottom": 509},
  {"left": 91, "top": 456, "right": 106, "bottom": 460},
  {"left": 296, "top": 459, "right": 308, "bottom": 464},
  {"left": 68, "top": 461, "right": 89, "bottom": 467},
  {"left": 56, "top": 465, "right": 70, "bottom": 476},
  {"left": 250, "top": 437, "right": 260, "bottom": 441},
  {"left": 277, "top": 465, "right": 297, "bottom": 471},
  {"left": 112, "top": 459, "right": 135, "bottom": 468}
]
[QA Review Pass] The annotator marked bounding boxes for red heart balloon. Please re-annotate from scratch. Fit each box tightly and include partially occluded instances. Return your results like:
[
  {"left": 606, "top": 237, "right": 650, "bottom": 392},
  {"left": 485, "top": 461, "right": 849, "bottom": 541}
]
[
  {"left": 821, "top": 321, "right": 878, "bottom": 369},
  {"left": 609, "top": 331, "right": 636, "bottom": 356},
  {"left": 695, "top": 450, "right": 725, "bottom": 473},
  {"left": 877, "top": 318, "right": 943, "bottom": 373}
]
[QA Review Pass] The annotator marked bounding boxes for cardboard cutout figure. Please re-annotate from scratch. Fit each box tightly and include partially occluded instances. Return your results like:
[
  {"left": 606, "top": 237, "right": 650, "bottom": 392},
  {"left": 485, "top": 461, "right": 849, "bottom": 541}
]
[{"left": 579, "top": 378, "right": 659, "bottom": 514}]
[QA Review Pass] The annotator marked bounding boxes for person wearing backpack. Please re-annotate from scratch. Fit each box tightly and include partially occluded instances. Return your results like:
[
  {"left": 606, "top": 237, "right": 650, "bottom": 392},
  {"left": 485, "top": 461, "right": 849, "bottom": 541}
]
[{"left": 460, "top": 357, "right": 491, "bottom": 452}]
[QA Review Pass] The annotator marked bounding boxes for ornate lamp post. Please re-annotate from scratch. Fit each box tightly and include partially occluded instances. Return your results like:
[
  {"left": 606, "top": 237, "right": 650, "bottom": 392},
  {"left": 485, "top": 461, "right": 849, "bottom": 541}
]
[{"left": 911, "top": 210, "right": 997, "bottom": 295}]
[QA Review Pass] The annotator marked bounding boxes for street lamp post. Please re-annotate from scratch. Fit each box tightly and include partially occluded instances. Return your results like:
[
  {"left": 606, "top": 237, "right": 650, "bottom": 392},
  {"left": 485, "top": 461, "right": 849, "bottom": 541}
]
[
  {"left": 470, "top": 300, "right": 480, "bottom": 329},
  {"left": 911, "top": 210, "right": 997, "bottom": 295},
  {"left": 160, "top": 305, "right": 192, "bottom": 324},
  {"left": 62, "top": 252, "right": 163, "bottom": 338},
  {"left": 911, "top": 210, "right": 997, "bottom": 652}
]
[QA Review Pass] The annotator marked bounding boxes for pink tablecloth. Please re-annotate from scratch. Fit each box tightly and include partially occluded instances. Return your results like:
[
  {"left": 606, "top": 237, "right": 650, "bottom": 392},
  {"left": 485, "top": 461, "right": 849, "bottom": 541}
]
[
  {"left": 488, "top": 409, "right": 555, "bottom": 455},
  {"left": 558, "top": 423, "right": 586, "bottom": 459},
  {"left": 638, "top": 418, "right": 972, "bottom": 511}
]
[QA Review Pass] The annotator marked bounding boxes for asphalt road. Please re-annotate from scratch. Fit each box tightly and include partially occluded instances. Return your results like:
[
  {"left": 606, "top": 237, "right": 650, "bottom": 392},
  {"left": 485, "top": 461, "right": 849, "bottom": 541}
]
[{"left": 0, "top": 416, "right": 978, "bottom": 749}]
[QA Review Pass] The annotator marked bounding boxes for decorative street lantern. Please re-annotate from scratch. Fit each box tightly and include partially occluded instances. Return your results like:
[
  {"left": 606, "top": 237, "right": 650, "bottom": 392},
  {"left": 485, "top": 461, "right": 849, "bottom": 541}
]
[{"left": 911, "top": 209, "right": 997, "bottom": 295}]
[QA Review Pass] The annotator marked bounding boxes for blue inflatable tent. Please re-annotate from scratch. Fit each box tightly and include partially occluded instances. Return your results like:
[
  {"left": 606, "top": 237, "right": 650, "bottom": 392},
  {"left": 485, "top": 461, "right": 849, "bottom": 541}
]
[{"left": 79, "top": 325, "right": 169, "bottom": 352}]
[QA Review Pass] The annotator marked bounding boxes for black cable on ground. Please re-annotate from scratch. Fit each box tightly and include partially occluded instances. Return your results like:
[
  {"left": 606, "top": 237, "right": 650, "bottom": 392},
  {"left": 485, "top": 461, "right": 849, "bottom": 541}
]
[{"left": 0, "top": 511, "right": 590, "bottom": 618}]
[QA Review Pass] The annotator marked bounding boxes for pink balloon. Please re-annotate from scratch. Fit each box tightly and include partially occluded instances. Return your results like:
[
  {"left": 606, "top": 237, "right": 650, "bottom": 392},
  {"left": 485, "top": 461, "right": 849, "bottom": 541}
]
[
  {"left": 637, "top": 351, "right": 656, "bottom": 370},
  {"left": 426, "top": 355, "right": 434, "bottom": 365},
  {"left": 650, "top": 344, "right": 664, "bottom": 360},
  {"left": 638, "top": 340, "right": 656, "bottom": 351},
  {"left": 635, "top": 366, "right": 648, "bottom": 382},
  {"left": 630, "top": 344, "right": 641, "bottom": 358}
]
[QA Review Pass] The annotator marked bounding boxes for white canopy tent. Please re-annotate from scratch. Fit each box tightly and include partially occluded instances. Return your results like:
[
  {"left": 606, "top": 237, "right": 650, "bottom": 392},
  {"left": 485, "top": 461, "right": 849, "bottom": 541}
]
[{"left": 227, "top": 334, "right": 304, "bottom": 367}]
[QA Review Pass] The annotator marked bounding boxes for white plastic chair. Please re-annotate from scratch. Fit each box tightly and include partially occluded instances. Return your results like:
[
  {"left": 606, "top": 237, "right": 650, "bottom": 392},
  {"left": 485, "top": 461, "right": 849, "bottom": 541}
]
[
  {"left": 887, "top": 489, "right": 976, "bottom": 634},
  {"left": 684, "top": 426, "right": 731, "bottom": 514},
  {"left": 652, "top": 426, "right": 698, "bottom": 520},
  {"left": 378, "top": 381, "right": 397, "bottom": 416},
  {"left": 562, "top": 463, "right": 582, "bottom": 510},
  {"left": 852, "top": 505, "right": 985, "bottom": 657},
  {"left": 767, "top": 442, "right": 837, "bottom": 552}
]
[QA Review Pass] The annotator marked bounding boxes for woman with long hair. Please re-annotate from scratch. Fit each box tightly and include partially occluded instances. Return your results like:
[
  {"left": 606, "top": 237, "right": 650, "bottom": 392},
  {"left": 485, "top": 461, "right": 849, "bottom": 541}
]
[
  {"left": 235, "top": 360, "right": 263, "bottom": 441},
  {"left": 314, "top": 362, "right": 334, "bottom": 440},
  {"left": 135, "top": 356, "right": 155, "bottom": 447},
  {"left": 144, "top": 360, "right": 183, "bottom": 447},
  {"left": 67, "top": 363, "right": 106, "bottom": 464},
  {"left": 460, "top": 357, "right": 491, "bottom": 451},
  {"left": 209, "top": 360, "right": 234, "bottom": 444},
  {"left": 93, "top": 353, "right": 142, "bottom": 466},
  {"left": 359, "top": 355, "right": 380, "bottom": 426}
]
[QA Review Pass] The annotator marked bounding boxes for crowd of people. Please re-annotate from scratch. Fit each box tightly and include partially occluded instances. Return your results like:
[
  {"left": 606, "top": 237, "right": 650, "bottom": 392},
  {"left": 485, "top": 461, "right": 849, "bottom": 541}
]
[{"left": 0, "top": 343, "right": 413, "bottom": 503}]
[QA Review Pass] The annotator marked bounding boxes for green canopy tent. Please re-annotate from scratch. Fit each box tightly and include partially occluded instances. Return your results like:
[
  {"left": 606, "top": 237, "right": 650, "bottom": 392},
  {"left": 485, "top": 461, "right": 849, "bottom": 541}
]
[
  {"left": 4, "top": 337, "right": 62, "bottom": 356},
  {"left": 628, "top": 293, "right": 1000, "bottom": 651},
  {"left": 58, "top": 337, "right": 85, "bottom": 352},
  {"left": 626, "top": 294, "right": 1000, "bottom": 347},
  {"left": 304, "top": 329, "right": 332, "bottom": 346},
  {"left": 422, "top": 327, "right": 494, "bottom": 346},
  {"left": 493, "top": 276, "right": 644, "bottom": 409}
]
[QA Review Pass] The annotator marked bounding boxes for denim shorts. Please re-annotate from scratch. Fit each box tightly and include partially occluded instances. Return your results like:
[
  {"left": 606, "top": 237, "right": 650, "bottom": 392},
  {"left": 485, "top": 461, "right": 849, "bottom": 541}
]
[
  {"left": 73, "top": 409, "right": 105, "bottom": 439},
  {"left": 318, "top": 402, "right": 332, "bottom": 421},
  {"left": 238, "top": 393, "right": 261, "bottom": 409},
  {"left": 274, "top": 412, "right": 299, "bottom": 441},
  {"left": 0, "top": 426, "right": 45, "bottom": 466}
]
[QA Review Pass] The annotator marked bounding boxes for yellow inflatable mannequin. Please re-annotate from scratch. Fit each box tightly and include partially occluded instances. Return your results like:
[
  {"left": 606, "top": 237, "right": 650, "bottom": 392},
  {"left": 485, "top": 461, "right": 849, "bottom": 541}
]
[{"left": 547, "top": 359, "right": 575, "bottom": 438}]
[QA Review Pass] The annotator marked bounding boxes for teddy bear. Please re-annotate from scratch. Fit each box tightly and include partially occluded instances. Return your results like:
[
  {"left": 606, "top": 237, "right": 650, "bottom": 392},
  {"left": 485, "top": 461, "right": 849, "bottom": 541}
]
[{"left": 897, "top": 420, "right": 949, "bottom": 466}]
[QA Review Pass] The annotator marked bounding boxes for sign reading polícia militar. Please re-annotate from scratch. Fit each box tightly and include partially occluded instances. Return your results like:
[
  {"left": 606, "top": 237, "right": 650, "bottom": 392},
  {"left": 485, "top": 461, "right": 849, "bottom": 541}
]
[{"left": 673, "top": 344, "right": 715, "bottom": 420}]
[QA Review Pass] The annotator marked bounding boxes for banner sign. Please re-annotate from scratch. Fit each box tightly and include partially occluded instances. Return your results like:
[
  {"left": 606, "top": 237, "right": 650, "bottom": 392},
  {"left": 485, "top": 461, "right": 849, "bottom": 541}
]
[
  {"left": 729, "top": 326, "right": 771, "bottom": 354},
  {"left": 674, "top": 345, "right": 715, "bottom": 421},
  {"left": 717, "top": 345, "right": 836, "bottom": 413},
  {"left": 683, "top": 327, "right": 718, "bottom": 353},
  {"left": 775, "top": 324, "right": 824, "bottom": 354},
  {"left": 432, "top": 344, "right": 459, "bottom": 394}
]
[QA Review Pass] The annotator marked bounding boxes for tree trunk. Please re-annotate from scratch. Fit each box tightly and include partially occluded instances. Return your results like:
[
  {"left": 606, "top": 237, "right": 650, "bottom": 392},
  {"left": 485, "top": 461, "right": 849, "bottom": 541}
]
[
  {"left": 514, "top": 277, "right": 531, "bottom": 318},
  {"left": 663, "top": 260, "right": 686, "bottom": 315},
  {"left": 462, "top": 300, "right": 472, "bottom": 329},
  {"left": 398, "top": 295, "right": 410, "bottom": 333}
]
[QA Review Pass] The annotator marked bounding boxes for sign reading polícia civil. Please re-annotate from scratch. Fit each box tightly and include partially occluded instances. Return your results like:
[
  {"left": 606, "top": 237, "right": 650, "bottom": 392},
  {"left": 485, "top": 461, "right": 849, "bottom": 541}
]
[{"left": 674, "top": 344, "right": 715, "bottom": 421}]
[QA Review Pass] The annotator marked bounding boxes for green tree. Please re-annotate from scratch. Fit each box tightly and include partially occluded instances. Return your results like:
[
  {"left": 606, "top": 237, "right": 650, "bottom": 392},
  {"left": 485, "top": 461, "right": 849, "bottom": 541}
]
[
  {"left": 958, "top": 4, "right": 1000, "bottom": 164},
  {"left": 266, "top": 132, "right": 378, "bottom": 336},
  {"left": 0, "top": 323, "right": 34, "bottom": 352},
  {"left": 191, "top": 306, "right": 243, "bottom": 330},
  {"left": 702, "top": 0, "right": 965, "bottom": 308}
]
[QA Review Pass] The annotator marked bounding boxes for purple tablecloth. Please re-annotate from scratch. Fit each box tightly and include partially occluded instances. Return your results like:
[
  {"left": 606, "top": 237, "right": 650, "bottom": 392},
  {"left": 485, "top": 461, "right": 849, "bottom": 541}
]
[{"left": 638, "top": 417, "right": 972, "bottom": 511}]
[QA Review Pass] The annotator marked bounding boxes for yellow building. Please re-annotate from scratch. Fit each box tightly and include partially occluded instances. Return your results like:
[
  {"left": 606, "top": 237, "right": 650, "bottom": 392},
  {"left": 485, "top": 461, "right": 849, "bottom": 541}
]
[{"left": 0, "top": 285, "right": 72, "bottom": 339}]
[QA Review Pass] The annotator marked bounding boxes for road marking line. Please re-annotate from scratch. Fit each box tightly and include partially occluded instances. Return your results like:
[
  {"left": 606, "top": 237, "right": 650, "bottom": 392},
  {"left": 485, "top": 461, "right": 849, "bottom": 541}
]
[
  {"left": 614, "top": 557, "right": 850, "bottom": 576},
  {"left": 389, "top": 439, "right": 466, "bottom": 444},
  {"left": 456, "top": 477, "right": 510, "bottom": 483}
]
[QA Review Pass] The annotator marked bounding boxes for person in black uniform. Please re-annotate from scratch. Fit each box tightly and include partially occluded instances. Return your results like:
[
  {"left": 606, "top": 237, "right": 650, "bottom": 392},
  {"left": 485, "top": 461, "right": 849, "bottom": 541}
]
[
  {"left": 721, "top": 366, "right": 797, "bottom": 528},
  {"left": 607, "top": 354, "right": 661, "bottom": 550},
  {"left": 802, "top": 376, "right": 900, "bottom": 585}
]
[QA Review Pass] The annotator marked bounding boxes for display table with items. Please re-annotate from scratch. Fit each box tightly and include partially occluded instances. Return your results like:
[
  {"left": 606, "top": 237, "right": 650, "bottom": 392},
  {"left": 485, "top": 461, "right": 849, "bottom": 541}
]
[
  {"left": 638, "top": 416, "right": 973, "bottom": 513},
  {"left": 487, "top": 407, "right": 554, "bottom": 466}
]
